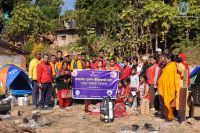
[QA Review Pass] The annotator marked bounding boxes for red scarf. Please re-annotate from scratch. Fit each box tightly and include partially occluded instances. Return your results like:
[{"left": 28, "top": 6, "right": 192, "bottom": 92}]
[{"left": 179, "top": 53, "right": 190, "bottom": 85}]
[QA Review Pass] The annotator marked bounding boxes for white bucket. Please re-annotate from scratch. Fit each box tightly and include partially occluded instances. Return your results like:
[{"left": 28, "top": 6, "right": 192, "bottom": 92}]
[{"left": 17, "top": 97, "right": 24, "bottom": 106}]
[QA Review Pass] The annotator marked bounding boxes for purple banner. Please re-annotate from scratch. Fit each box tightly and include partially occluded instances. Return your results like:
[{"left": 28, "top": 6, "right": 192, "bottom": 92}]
[{"left": 72, "top": 70, "right": 119, "bottom": 99}]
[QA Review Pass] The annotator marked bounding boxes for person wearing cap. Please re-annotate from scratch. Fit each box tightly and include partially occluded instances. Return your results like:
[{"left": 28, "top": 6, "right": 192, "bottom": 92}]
[
  {"left": 63, "top": 53, "right": 71, "bottom": 69},
  {"left": 70, "top": 52, "right": 82, "bottom": 70},
  {"left": 156, "top": 48, "right": 162, "bottom": 56}
]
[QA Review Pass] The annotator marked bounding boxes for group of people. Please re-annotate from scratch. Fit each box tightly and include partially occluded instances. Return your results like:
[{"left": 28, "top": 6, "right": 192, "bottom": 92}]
[{"left": 28, "top": 49, "right": 190, "bottom": 123}]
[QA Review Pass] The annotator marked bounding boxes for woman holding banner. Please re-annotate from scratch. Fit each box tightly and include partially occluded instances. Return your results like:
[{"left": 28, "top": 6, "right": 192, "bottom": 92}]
[
  {"left": 106, "top": 58, "right": 122, "bottom": 75},
  {"left": 96, "top": 61, "right": 106, "bottom": 70}
]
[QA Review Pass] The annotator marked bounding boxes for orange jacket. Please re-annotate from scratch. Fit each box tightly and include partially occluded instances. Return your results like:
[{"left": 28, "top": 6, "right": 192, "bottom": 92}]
[
  {"left": 106, "top": 65, "right": 122, "bottom": 73},
  {"left": 37, "top": 61, "right": 52, "bottom": 83},
  {"left": 146, "top": 63, "right": 160, "bottom": 85},
  {"left": 121, "top": 66, "right": 131, "bottom": 80}
]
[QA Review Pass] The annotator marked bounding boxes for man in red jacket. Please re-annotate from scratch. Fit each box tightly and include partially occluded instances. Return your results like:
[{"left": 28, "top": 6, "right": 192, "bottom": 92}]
[{"left": 37, "top": 54, "right": 52, "bottom": 110}]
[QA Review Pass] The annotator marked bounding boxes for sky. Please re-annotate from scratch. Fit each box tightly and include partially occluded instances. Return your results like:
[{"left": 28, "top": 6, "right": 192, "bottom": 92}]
[
  {"left": 61, "top": 0, "right": 75, "bottom": 15},
  {"left": 32, "top": 0, "right": 75, "bottom": 15}
]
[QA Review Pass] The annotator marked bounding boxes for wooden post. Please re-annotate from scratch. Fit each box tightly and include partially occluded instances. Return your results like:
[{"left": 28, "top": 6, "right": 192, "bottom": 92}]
[
  {"left": 179, "top": 70, "right": 188, "bottom": 123},
  {"left": 183, "top": 70, "right": 188, "bottom": 88},
  {"left": 85, "top": 99, "right": 88, "bottom": 113}
]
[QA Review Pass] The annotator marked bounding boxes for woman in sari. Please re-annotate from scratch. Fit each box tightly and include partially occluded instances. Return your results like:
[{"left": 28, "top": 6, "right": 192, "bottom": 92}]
[
  {"left": 56, "top": 61, "right": 71, "bottom": 108},
  {"left": 158, "top": 54, "right": 178, "bottom": 121}
]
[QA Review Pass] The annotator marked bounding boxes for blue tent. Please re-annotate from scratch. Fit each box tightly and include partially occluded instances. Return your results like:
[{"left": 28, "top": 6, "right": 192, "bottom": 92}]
[
  {"left": 190, "top": 65, "right": 200, "bottom": 84},
  {"left": 0, "top": 64, "right": 32, "bottom": 96}
]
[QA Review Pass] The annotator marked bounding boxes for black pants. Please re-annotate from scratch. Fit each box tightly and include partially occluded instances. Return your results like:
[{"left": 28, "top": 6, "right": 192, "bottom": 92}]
[
  {"left": 32, "top": 80, "right": 39, "bottom": 107},
  {"left": 39, "top": 83, "right": 52, "bottom": 107}
]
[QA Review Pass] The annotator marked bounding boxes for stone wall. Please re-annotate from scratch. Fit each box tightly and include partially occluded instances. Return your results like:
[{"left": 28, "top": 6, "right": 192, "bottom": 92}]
[
  {"left": 56, "top": 29, "right": 79, "bottom": 46},
  {"left": 0, "top": 55, "right": 26, "bottom": 70}
]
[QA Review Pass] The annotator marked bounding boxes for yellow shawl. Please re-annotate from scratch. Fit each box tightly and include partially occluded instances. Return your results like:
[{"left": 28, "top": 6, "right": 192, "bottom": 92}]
[
  {"left": 158, "top": 62, "right": 178, "bottom": 120},
  {"left": 70, "top": 59, "right": 82, "bottom": 70}
]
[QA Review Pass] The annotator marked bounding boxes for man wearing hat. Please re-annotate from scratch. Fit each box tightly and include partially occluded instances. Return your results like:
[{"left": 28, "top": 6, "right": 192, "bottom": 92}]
[{"left": 64, "top": 52, "right": 71, "bottom": 69}]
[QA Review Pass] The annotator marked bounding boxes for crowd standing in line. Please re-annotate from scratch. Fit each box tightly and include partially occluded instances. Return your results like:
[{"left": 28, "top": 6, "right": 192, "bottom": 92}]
[{"left": 28, "top": 49, "right": 190, "bottom": 123}]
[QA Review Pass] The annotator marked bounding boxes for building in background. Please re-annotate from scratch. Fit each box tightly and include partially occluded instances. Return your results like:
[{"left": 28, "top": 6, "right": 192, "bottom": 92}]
[
  {"left": 55, "top": 20, "right": 79, "bottom": 46},
  {"left": 0, "top": 41, "right": 28, "bottom": 70}
]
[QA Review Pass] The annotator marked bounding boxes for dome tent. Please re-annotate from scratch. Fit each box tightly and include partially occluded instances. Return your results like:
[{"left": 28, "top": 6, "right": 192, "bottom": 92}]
[
  {"left": 0, "top": 64, "right": 32, "bottom": 96},
  {"left": 190, "top": 65, "right": 200, "bottom": 106},
  {"left": 190, "top": 65, "right": 200, "bottom": 85}
]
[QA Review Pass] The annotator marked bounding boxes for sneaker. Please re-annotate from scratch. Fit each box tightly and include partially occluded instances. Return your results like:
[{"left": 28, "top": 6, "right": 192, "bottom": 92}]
[
  {"left": 150, "top": 108, "right": 155, "bottom": 111},
  {"left": 37, "top": 106, "right": 44, "bottom": 110},
  {"left": 157, "top": 111, "right": 162, "bottom": 115},
  {"left": 44, "top": 106, "right": 51, "bottom": 110},
  {"left": 32, "top": 106, "right": 37, "bottom": 109}
]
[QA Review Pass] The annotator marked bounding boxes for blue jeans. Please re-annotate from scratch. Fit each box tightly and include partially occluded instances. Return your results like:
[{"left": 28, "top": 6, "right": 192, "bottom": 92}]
[
  {"left": 32, "top": 80, "right": 39, "bottom": 107},
  {"left": 39, "top": 83, "right": 52, "bottom": 107}
]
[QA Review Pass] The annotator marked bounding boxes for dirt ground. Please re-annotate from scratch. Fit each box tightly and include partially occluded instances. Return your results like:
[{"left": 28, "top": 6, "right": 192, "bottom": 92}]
[{"left": 1, "top": 104, "right": 200, "bottom": 133}]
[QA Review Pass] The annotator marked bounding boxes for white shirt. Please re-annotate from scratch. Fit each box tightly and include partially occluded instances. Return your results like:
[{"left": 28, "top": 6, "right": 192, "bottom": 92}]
[{"left": 130, "top": 74, "right": 139, "bottom": 88}]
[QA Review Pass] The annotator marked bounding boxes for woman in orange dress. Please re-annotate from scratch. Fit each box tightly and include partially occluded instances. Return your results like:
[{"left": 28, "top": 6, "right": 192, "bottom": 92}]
[{"left": 106, "top": 58, "right": 122, "bottom": 76}]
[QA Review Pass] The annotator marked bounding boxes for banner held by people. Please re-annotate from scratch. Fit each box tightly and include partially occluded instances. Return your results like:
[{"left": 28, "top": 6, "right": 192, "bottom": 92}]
[{"left": 72, "top": 70, "right": 119, "bottom": 99}]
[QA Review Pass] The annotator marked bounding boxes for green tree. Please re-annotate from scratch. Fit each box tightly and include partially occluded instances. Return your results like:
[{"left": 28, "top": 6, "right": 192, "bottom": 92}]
[
  {"left": 75, "top": 0, "right": 123, "bottom": 37},
  {"left": 5, "top": 2, "right": 55, "bottom": 43},
  {"left": 37, "top": 0, "right": 63, "bottom": 19}
]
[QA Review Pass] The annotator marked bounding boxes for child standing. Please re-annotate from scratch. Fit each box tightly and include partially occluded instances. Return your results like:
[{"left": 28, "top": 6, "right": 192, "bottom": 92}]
[
  {"left": 138, "top": 74, "right": 150, "bottom": 115},
  {"left": 129, "top": 67, "right": 139, "bottom": 109}
]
